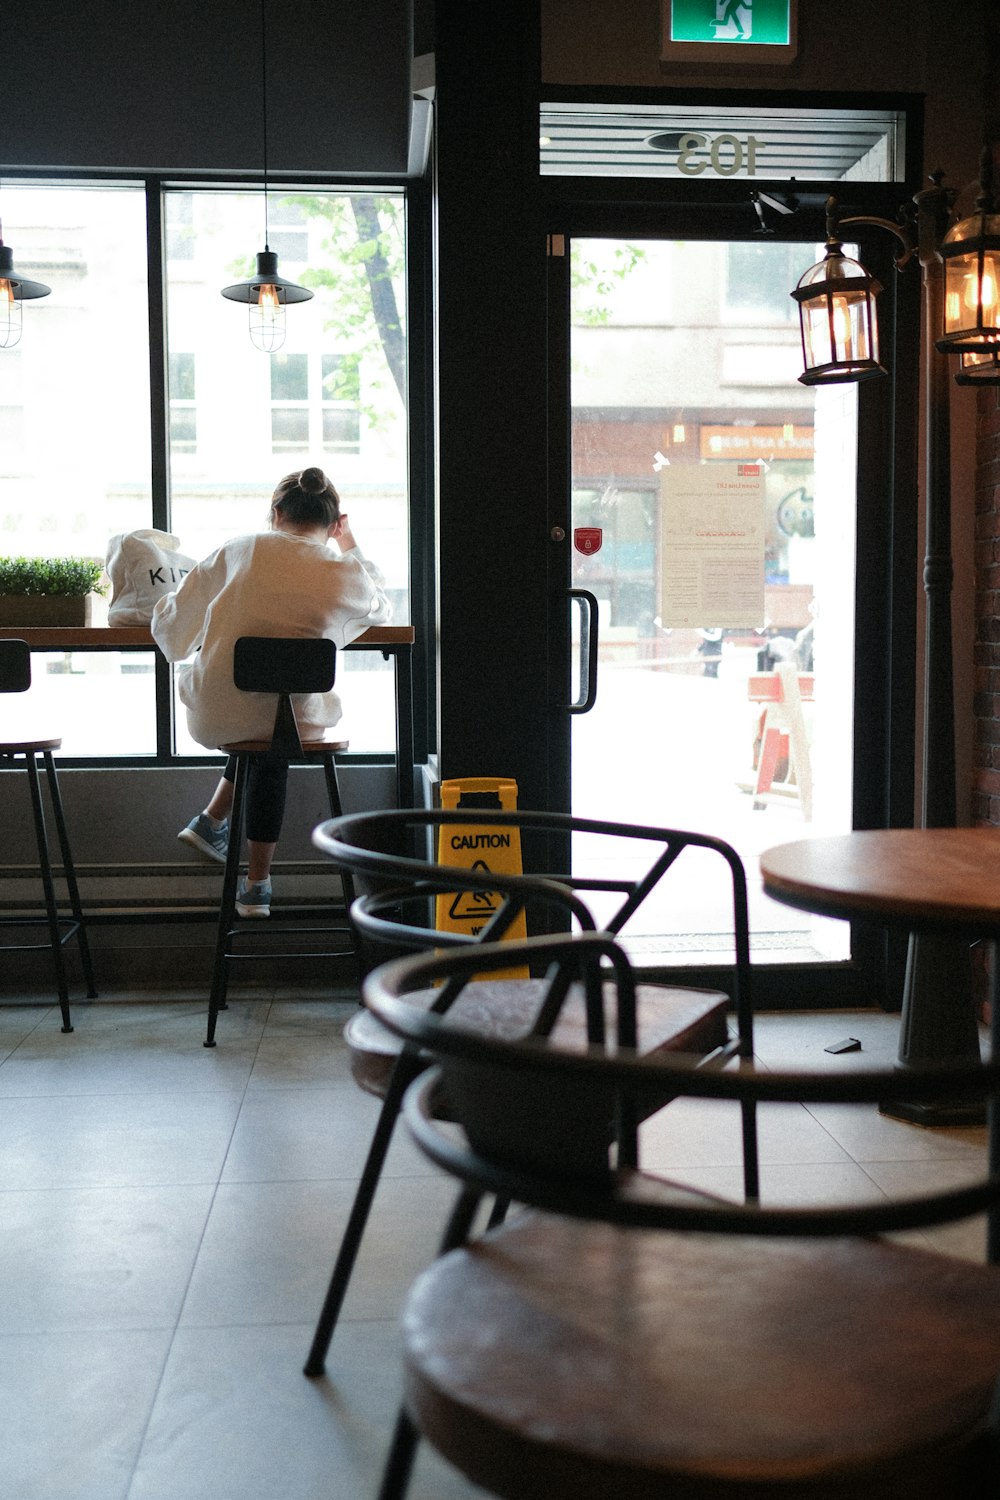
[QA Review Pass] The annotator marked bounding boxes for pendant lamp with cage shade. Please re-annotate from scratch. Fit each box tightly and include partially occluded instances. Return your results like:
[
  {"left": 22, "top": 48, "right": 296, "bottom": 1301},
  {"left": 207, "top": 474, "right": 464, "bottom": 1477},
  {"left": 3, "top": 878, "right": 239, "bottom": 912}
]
[
  {"left": 220, "top": 3, "right": 312, "bottom": 352},
  {"left": 0, "top": 208, "right": 51, "bottom": 350}
]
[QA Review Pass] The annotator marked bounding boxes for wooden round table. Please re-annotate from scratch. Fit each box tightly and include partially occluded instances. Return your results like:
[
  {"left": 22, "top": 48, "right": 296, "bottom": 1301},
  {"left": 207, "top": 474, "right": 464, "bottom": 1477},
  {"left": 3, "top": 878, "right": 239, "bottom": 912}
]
[
  {"left": 761, "top": 827, "right": 1000, "bottom": 935},
  {"left": 762, "top": 829, "right": 1000, "bottom": 1231}
]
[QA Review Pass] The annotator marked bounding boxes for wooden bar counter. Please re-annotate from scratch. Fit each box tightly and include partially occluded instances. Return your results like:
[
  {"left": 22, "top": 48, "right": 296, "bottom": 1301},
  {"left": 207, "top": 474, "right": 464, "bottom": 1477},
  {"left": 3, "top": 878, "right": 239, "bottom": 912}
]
[{"left": 0, "top": 624, "right": 417, "bottom": 806}]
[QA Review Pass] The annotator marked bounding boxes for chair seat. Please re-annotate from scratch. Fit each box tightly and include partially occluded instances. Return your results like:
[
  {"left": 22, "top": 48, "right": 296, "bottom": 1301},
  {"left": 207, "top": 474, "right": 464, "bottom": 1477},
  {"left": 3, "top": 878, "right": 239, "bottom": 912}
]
[
  {"left": 345, "top": 980, "right": 730, "bottom": 1098},
  {"left": 0, "top": 734, "right": 62, "bottom": 752},
  {"left": 401, "top": 1213, "right": 1000, "bottom": 1500},
  {"left": 218, "top": 736, "right": 349, "bottom": 755}
]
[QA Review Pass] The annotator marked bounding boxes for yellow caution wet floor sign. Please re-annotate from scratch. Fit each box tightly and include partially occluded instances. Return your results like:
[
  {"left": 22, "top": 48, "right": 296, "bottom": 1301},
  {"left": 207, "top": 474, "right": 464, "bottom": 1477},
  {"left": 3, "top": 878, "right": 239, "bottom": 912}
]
[{"left": 435, "top": 778, "right": 528, "bottom": 976}]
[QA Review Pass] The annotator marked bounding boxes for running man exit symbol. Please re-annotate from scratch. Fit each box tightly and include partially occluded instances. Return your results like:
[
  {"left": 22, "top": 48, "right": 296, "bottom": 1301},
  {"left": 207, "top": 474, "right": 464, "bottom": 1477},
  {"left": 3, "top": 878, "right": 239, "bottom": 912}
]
[
  {"left": 669, "top": 0, "right": 791, "bottom": 45},
  {"left": 714, "top": 0, "right": 752, "bottom": 40}
]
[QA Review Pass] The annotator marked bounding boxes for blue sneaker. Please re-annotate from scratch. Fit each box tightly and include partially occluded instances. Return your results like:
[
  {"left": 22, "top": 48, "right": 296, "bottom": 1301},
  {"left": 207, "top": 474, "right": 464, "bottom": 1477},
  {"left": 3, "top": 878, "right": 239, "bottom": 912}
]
[
  {"left": 178, "top": 813, "right": 229, "bottom": 865},
  {"left": 236, "top": 877, "right": 272, "bottom": 918}
]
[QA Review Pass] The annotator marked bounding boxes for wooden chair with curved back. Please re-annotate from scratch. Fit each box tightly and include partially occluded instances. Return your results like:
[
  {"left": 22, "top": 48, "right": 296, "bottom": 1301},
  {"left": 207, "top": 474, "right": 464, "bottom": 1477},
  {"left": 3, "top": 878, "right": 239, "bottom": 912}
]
[
  {"left": 303, "top": 806, "right": 757, "bottom": 1377},
  {"left": 367, "top": 932, "right": 1000, "bottom": 1500}
]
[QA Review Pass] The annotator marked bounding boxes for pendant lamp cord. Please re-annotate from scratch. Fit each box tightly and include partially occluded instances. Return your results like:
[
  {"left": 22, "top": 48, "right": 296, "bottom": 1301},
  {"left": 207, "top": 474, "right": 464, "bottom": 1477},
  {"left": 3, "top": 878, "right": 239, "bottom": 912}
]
[{"left": 260, "top": 0, "right": 269, "bottom": 250}]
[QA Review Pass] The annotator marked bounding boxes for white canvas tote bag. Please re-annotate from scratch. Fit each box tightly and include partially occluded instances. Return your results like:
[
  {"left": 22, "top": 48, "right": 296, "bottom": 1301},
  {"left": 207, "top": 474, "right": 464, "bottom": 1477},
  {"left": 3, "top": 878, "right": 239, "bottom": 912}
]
[{"left": 105, "top": 529, "right": 197, "bottom": 625}]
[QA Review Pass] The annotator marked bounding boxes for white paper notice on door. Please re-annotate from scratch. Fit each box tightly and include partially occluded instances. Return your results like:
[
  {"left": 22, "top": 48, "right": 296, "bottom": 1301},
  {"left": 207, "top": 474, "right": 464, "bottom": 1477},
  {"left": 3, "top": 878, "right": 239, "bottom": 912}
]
[{"left": 659, "top": 463, "right": 765, "bottom": 627}]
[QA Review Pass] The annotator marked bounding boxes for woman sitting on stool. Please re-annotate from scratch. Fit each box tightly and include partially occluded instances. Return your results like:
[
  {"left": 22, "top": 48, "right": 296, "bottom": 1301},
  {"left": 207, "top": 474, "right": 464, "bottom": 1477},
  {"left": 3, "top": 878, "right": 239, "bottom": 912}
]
[{"left": 152, "top": 465, "right": 391, "bottom": 917}]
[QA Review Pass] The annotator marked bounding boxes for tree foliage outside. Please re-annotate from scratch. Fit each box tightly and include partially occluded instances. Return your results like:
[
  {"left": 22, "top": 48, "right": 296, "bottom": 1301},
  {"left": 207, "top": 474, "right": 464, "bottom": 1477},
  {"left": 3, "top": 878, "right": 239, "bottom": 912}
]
[
  {"left": 230, "top": 201, "right": 642, "bottom": 429},
  {"left": 287, "top": 192, "right": 406, "bottom": 430},
  {"left": 224, "top": 192, "right": 406, "bottom": 431},
  {"left": 571, "top": 242, "right": 647, "bottom": 326}
]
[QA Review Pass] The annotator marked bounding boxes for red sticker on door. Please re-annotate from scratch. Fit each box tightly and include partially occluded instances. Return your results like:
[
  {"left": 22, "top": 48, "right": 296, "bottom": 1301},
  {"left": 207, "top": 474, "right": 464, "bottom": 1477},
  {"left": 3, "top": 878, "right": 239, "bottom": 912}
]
[{"left": 574, "top": 527, "right": 602, "bottom": 555}]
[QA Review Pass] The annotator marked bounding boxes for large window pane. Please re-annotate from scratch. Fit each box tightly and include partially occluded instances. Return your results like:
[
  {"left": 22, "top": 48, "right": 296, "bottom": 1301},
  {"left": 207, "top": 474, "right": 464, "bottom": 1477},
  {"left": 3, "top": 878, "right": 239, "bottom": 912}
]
[
  {"left": 0, "top": 183, "right": 410, "bottom": 762},
  {"left": 271, "top": 408, "right": 310, "bottom": 449},
  {"left": 0, "top": 184, "right": 151, "bottom": 557},
  {"left": 323, "top": 406, "right": 361, "bottom": 451},
  {"left": 0, "top": 184, "right": 154, "bottom": 756},
  {"left": 164, "top": 189, "right": 407, "bottom": 577},
  {"left": 24, "top": 653, "right": 157, "bottom": 756},
  {"left": 570, "top": 238, "right": 857, "bottom": 966},
  {"left": 169, "top": 351, "right": 196, "bottom": 400},
  {"left": 164, "top": 189, "right": 409, "bottom": 754},
  {"left": 271, "top": 352, "right": 309, "bottom": 401}
]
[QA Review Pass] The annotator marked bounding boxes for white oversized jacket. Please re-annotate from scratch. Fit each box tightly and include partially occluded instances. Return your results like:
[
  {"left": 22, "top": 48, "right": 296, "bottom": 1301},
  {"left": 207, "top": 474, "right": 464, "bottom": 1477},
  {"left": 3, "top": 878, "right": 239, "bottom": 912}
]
[{"left": 151, "top": 530, "right": 391, "bottom": 747}]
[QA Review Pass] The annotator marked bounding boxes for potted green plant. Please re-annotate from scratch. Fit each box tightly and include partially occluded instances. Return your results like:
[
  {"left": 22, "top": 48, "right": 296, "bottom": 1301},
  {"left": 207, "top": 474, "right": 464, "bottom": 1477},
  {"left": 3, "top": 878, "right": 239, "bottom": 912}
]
[{"left": 0, "top": 555, "right": 108, "bottom": 627}]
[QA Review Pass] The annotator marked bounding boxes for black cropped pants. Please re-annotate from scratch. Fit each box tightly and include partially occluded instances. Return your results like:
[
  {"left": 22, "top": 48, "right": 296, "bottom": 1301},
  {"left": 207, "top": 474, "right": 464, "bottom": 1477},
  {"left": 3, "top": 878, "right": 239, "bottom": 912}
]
[{"left": 221, "top": 754, "right": 288, "bottom": 843}]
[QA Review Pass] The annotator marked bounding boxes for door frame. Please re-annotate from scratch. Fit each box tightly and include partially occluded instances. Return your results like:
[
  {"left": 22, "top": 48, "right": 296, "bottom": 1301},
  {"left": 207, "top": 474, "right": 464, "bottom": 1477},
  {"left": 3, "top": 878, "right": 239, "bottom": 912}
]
[{"left": 542, "top": 93, "right": 921, "bottom": 1008}]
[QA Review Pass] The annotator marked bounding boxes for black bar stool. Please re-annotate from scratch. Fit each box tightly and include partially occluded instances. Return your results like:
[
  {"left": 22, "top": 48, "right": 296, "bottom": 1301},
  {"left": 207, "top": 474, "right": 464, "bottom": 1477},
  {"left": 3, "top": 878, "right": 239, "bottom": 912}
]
[
  {"left": 0, "top": 639, "right": 97, "bottom": 1031},
  {"left": 204, "top": 636, "right": 357, "bottom": 1046}
]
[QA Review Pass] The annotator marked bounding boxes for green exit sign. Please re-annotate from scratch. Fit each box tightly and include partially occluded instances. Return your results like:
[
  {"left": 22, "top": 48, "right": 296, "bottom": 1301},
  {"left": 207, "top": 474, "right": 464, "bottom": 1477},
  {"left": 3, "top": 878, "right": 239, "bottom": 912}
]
[{"left": 662, "top": 1, "right": 797, "bottom": 62}]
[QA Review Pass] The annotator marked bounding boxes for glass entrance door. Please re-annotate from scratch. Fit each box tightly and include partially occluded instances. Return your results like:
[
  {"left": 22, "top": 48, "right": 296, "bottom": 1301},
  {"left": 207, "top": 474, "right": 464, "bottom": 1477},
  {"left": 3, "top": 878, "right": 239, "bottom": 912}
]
[{"left": 569, "top": 236, "right": 858, "bottom": 968}]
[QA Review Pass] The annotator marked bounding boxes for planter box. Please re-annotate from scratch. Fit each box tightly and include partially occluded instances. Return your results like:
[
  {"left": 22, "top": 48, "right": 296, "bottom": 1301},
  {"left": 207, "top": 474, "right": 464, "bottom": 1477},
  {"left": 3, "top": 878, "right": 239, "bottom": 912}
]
[{"left": 0, "top": 594, "right": 93, "bottom": 627}]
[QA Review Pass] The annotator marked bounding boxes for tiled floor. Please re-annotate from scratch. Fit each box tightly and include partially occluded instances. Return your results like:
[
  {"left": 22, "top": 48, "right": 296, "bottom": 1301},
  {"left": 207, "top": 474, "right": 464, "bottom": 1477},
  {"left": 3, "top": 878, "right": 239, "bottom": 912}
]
[{"left": 0, "top": 989, "right": 989, "bottom": 1500}]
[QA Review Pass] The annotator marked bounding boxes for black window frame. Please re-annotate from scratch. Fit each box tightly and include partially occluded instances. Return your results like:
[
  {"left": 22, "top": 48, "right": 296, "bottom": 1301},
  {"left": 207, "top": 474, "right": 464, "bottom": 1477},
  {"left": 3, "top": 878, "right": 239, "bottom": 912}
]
[{"left": 0, "top": 169, "right": 433, "bottom": 775}]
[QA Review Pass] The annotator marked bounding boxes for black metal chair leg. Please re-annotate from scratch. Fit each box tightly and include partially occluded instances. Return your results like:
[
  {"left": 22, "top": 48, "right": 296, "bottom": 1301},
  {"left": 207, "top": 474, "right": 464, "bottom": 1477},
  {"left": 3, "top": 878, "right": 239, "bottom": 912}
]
[
  {"left": 320, "top": 756, "right": 350, "bottom": 912},
  {"left": 339, "top": 865, "right": 363, "bottom": 979},
  {"left": 321, "top": 752, "right": 344, "bottom": 820},
  {"left": 304, "top": 1051, "right": 422, "bottom": 1376},
  {"left": 742, "top": 1098, "right": 760, "bottom": 1201},
  {"left": 376, "top": 1406, "right": 421, "bottom": 1500},
  {"left": 205, "top": 756, "right": 247, "bottom": 1047},
  {"left": 24, "top": 754, "right": 73, "bottom": 1034},
  {"left": 42, "top": 750, "right": 97, "bottom": 999},
  {"left": 371, "top": 1190, "right": 484, "bottom": 1500},
  {"left": 438, "top": 1184, "right": 485, "bottom": 1252},
  {"left": 485, "top": 1195, "right": 509, "bottom": 1230},
  {"left": 320, "top": 751, "right": 360, "bottom": 977}
]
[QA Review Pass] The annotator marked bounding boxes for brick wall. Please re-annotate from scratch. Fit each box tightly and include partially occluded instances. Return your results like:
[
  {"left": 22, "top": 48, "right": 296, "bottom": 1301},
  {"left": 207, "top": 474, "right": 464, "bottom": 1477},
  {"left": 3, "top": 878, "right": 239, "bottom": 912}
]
[
  {"left": 974, "top": 16, "right": 1000, "bottom": 825},
  {"left": 973, "top": 386, "right": 1000, "bottom": 825}
]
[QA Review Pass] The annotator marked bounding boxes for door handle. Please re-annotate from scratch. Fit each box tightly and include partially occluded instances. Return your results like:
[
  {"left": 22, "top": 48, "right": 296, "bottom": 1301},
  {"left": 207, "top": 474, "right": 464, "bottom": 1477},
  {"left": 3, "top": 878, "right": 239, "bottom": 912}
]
[{"left": 567, "top": 589, "right": 599, "bottom": 714}]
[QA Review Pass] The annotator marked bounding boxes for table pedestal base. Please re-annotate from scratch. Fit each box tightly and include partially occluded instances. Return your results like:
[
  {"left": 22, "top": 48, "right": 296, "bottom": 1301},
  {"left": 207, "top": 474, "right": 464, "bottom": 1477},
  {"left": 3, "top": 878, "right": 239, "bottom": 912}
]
[
  {"left": 880, "top": 931, "right": 984, "bottom": 1128},
  {"left": 879, "top": 1096, "right": 984, "bottom": 1126}
]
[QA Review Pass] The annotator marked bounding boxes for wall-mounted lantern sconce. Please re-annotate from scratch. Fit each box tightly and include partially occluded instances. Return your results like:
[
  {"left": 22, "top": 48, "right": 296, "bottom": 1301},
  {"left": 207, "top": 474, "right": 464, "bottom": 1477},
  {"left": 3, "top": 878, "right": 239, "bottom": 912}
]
[
  {"left": 793, "top": 155, "right": 1000, "bottom": 391},
  {"left": 955, "top": 345, "right": 1000, "bottom": 384},
  {"left": 789, "top": 150, "right": 1000, "bottom": 1126},
  {"left": 791, "top": 197, "right": 917, "bottom": 387},
  {"left": 938, "top": 149, "right": 1000, "bottom": 356},
  {"left": 790, "top": 225, "right": 885, "bottom": 385}
]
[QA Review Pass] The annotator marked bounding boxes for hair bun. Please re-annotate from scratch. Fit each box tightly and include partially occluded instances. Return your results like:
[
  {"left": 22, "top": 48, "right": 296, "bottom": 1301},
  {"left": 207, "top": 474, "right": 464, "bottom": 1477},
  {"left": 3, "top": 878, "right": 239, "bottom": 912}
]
[{"left": 299, "top": 466, "right": 326, "bottom": 494}]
